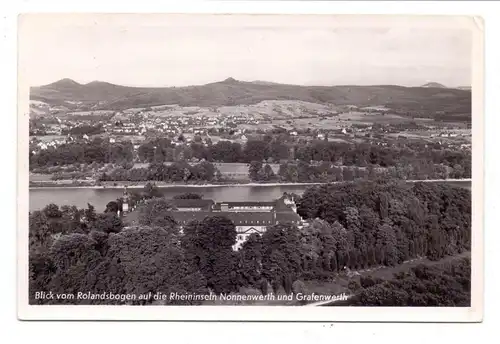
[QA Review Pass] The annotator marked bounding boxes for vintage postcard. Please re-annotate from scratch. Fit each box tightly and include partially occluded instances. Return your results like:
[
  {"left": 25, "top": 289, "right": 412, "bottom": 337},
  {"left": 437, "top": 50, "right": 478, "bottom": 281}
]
[{"left": 17, "top": 13, "right": 483, "bottom": 321}]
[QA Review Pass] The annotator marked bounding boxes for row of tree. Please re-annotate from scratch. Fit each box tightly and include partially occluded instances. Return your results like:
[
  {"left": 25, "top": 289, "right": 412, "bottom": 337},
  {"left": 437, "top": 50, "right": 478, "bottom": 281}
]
[
  {"left": 99, "top": 161, "right": 219, "bottom": 183},
  {"left": 137, "top": 137, "right": 287, "bottom": 164},
  {"left": 142, "top": 138, "right": 471, "bottom": 176},
  {"left": 249, "top": 161, "right": 468, "bottom": 183},
  {"left": 62, "top": 124, "right": 105, "bottom": 136},
  {"left": 31, "top": 136, "right": 471, "bottom": 181},
  {"left": 30, "top": 138, "right": 134, "bottom": 168}
]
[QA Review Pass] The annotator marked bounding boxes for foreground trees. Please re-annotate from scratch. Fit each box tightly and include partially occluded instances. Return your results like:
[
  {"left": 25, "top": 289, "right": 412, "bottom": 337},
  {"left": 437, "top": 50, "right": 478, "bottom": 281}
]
[
  {"left": 29, "top": 202, "right": 237, "bottom": 304},
  {"left": 29, "top": 203, "right": 208, "bottom": 305},
  {"left": 181, "top": 217, "right": 238, "bottom": 294},
  {"left": 28, "top": 180, "right": 471, "bottom": 305},
  {"left": 138, "top": 198, "right": 177, "bottom": 228},
  {"left": 103, "top": 226, "right": 207, "bottom": 304}
]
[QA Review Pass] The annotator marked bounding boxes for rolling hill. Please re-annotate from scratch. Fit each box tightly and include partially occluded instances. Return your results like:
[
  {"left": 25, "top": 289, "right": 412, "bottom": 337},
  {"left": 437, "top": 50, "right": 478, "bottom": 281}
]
[{"left": 30, "top": 78, "right": 471, "bottom": 119}]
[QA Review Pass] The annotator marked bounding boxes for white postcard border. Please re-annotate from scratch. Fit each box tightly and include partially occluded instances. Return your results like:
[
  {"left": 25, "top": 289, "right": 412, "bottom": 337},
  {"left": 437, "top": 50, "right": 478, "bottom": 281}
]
[{"left": 17, "top": 10, "right": 484, "bottom": 322}]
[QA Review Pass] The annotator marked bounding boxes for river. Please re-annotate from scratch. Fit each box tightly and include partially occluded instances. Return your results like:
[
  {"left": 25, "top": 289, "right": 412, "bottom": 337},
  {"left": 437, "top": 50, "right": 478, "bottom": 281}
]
[{"left": 28, "top": 180, "right": 472, "bottom": 212}]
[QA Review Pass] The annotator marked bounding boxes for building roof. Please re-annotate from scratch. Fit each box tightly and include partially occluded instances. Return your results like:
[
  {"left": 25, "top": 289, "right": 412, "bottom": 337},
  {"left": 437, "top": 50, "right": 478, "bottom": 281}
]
[
  {"left": 170, "top": 199, "right": 215, "bottom": 209},
  {"left": 170, "top": 211, "right": 273, "bottom": 226},
  {"left": 168, "top": 210, "right": 301, "bottom": 227},
  {"left": 211, "top": 197, "right": 295, "bottom": 211},
  {"left": 212, "top": 201, "right": 276, "bottom": 211},
  {"left": 222, "top": 201, "right": 276, "bottom": 206},
  {"left": 275, "top": 211, "right": 302, "bottom": 223},
  {"left": 169, "top": 198, "right": 290, "bottom": 210}
]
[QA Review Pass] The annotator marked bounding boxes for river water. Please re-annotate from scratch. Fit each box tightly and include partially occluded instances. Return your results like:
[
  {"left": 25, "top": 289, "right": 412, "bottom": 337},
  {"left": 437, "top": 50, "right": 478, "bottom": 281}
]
[
  {"left": 29, "top": 184, "right": 313, "bottom": 212},
  {"left": 29, "top": 180, "right": 471, "bottom": 212}
]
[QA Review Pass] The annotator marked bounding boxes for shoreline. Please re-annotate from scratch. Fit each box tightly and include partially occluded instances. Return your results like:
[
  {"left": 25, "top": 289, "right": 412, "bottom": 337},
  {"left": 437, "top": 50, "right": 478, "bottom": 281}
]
[
  {"left": 28, "top": 182, "right": 325, "bottom": 190},
  {"left": 29, "top": 178, "right": 472, "bottom": 190}
]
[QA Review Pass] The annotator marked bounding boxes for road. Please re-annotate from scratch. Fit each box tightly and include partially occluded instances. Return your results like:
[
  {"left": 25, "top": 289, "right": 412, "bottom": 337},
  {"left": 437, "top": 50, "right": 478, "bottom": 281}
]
[
  {"left": 304, "top": 252, "right": 470, "bottom": 306},
  {"left": 305, "top": 294, "right": 353, "bottom": 307}
]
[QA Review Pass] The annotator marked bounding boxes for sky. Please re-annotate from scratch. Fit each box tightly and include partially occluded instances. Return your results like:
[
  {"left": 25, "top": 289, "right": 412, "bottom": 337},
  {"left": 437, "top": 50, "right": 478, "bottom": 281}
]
[{"left": 19, "top": 14, "right": 475, "bottom": 88}]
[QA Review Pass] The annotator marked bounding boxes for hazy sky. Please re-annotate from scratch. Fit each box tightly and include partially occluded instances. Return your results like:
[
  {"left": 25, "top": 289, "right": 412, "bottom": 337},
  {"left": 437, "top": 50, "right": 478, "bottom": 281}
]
[{"left": 19, "top": 14, "right": 474, "bottom": 87}]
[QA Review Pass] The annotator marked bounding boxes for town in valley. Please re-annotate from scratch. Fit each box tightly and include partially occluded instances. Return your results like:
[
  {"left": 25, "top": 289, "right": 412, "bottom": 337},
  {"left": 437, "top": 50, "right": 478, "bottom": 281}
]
[{"left": 29, "top": 78, "right": 471, "bottom": 188}]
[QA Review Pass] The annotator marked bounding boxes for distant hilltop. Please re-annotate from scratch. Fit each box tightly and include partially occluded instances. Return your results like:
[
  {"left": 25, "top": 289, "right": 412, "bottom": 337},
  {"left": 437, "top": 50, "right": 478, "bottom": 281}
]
[
  {"left": 30, "top": 77, "right": 471, "bottom": 116},
  {"left": 419, "top": 82, "right": 471, "bottom": 91},
  {"left": 420, "top": 82, "right": 447, "bottom": 88}
]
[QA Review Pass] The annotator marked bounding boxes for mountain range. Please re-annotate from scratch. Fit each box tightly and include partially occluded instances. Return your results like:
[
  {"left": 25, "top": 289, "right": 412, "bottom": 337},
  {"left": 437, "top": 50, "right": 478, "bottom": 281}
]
[{"left": 30, "top": 78, "right": 471, "bottom": 116}]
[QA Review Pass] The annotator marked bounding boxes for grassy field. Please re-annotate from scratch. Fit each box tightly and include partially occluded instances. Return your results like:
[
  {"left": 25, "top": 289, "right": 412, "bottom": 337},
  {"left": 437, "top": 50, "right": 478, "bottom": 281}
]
[
  {"left": 29, "top": 173, "right": 53, "bottom": 182},
  {"left": 67, "top": 110, "right": 115, "bottom": 116},
  {"left": 337, "top": 111, "right": 408, "bottom": 123},
  {"left": 31, "top": 135, "right": 66, "bottom": 143},
  {"left": 271, "top": 111, "right": 424, "bottom": 131}
]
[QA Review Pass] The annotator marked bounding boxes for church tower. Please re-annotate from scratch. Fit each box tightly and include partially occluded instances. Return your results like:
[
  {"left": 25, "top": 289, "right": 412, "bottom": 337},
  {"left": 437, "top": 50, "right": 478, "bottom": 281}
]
[
  {"left": 282, "top": 193, "right": 298, "bottom": 213},
  {"left": 122, "top": 187, "right": 130, "bottom": 214}
]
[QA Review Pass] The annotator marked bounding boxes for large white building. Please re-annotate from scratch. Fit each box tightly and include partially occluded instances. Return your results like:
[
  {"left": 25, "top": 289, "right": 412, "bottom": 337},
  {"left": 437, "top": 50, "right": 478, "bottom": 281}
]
[{"left": 168, "top": 195, "right": 303, "bottom": 250}]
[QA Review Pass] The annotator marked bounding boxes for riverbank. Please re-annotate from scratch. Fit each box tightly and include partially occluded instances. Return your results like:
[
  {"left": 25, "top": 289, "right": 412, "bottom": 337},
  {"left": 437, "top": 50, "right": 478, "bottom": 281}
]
[
  {"left": 29, "top": 178, "right": 472, "bottom": 190},
  {"left": 29, "top": 182, "right": 325, "bottom": 190}
]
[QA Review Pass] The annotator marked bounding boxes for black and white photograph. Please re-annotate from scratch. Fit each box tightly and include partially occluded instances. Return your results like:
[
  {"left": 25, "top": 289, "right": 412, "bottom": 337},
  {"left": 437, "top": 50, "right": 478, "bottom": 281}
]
[{"left": 17, "top": 13, "right": 483, "bottom": 321}]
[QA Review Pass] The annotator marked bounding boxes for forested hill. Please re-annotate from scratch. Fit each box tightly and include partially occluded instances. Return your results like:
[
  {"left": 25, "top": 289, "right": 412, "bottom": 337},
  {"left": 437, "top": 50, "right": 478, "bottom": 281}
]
[{"left": 30, "top": 78, "right": 471, "bottom": 116}]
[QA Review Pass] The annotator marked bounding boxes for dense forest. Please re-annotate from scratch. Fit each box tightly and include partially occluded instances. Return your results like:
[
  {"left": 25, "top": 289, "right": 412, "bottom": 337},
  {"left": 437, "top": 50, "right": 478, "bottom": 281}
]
[{"left": 28, "top": 180, "right": 471, "bottom": 306}]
